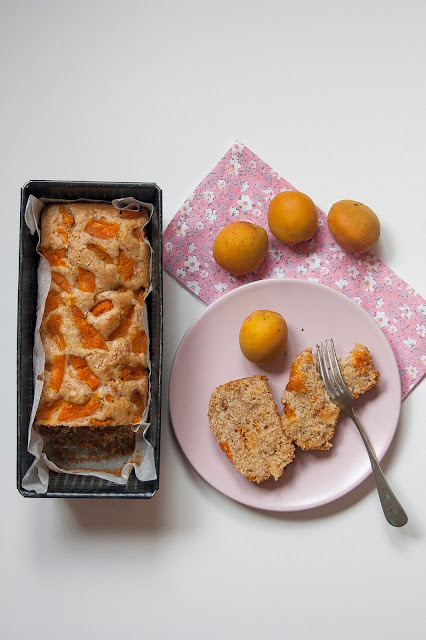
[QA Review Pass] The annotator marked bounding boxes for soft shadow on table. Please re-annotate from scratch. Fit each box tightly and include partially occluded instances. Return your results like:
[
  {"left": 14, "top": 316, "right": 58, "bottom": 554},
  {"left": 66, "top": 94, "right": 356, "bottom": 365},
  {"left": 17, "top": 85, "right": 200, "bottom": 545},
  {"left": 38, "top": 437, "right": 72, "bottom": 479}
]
[
  {"left": 249, "top": 398, "right": 416, "bottom": 537},
  {"left": 64, "top": 369, "right": 196, "bottom": 536},
  {"left": 64, "top": 493, "right": 164, "bottom": 534},
  {"left": 64, "top": 439, "right": 197, "bottom": 536},
  {"left": 64, "top": 422, "right": 194, "bottom": 536}
]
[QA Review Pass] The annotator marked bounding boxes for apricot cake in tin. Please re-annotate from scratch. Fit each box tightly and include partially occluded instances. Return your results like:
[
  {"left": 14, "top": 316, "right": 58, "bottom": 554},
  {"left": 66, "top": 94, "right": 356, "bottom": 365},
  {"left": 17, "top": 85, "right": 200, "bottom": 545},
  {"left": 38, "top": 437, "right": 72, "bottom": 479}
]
[{"left": 34, "top": 201, "right": 151, "bottom": 462}]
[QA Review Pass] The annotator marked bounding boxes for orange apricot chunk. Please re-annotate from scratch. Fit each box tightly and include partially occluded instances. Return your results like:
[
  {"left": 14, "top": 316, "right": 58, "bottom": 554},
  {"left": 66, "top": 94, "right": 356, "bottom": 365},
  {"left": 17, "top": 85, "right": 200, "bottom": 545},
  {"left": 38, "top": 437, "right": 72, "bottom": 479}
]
[
  {"left": 85, "top": 219, "right": 119, "bottom": 239},
  {"left": 130, "top": 390, "right": 147, "bottom": 423},
  {"left": 119, "top": 365, "right": 146, "bottom": 381},
  {"left": 77, "top": 267, "right": 96, "bottom": 292},
  {"left": 108, "top": 306, "right": 135, "bottom": 341},
  {"left": 117, "top": 249, "right": 135, "bottom": 281},
  {"left": 49, "top": 354, "right": 66, "bottom": 393},
  {"left": 90, "top": 299, "right": 113, "bottom": 317},
  {"left": 44, "top": 291, "right": 60, "bottom": 315},
  {"left": 69, "top": 355, "right": 86, "bottom": 370},
  {"left": 71, "top": 305, "right": 107, "bottom": 350},
  {"left": 219, "top": 441, "right": 233, "bottom": 461},
  {"left": 351, "top": 347, "right": 370, "bottom": 374},
  {"left": 131, "top": 330, "right": 147, "bottom": 354},
  {"left": 132, "top": 227, "right": 144, "bottom": 241},
  {"left": 51, "top": 271, "right": 70, "bottom": 292},
  {"left": 120, "top": 207, "right": 149, "bottom": 220},
  {"left": 56, "top": 205, "right": 75, "bottom": 243},
  {"left": 286, "top": 361, "right": 308, "bottom": 393},
  {"left": 283, "top": 403, "right": 296, "bottom": 421},
  {"left": 46, "top": 314, "right": 66, "bottom": 350},
  {"left": 58, "top": 204, "right": 75, "bottom": 229},
  {"left": 133, "top": 288, "right": 146, "bottom": 305},
  {"left": 76, "top": 367, "right": 100, "bottom": 391},
  {"left": 87, "top": 243, "right": 114, "bottom": 264},
  {"left": 36, "top": 398, "right": 64, "bottom": 422},
  {"left": 57, "top": 395, "right": 101, "bottom": 422},
  {"left": 105, "top": 394, "right": 114, "bottom": 403},
  {"left": 89, "top": 418, "right": 114, "bottom": 426},
  {"left": 41, "top": 248, "right": 67, "bottom": 267}
]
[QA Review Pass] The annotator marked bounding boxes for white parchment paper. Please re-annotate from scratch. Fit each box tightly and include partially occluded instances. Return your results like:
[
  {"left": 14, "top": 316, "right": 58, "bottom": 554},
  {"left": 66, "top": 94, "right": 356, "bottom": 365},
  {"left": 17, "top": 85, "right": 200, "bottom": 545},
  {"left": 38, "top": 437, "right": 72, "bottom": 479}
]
[{"left": 22, "top": 195, "right": 157, "bottom": 493}]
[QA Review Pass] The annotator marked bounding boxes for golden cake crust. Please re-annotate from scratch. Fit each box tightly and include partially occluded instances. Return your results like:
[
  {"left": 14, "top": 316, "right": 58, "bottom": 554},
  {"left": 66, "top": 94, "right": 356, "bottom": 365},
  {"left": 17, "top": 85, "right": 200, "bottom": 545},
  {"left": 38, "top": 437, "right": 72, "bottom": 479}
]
[{"left": 35, "top": 202, "right": 150, "bottom": 428}]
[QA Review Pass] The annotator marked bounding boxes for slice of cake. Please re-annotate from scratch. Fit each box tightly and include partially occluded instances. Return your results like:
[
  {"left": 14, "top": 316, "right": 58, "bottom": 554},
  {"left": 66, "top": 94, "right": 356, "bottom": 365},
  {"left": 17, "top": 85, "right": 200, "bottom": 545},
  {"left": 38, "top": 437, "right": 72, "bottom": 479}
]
[
  {"left": 281, "top": 344, "right": 380, "bottom": 451},
  {"left": 208, "top": 374, "right": 295, "bottom": 483},
  {"left": 34, "top": 201, "right": 151, "bottom": 466}
]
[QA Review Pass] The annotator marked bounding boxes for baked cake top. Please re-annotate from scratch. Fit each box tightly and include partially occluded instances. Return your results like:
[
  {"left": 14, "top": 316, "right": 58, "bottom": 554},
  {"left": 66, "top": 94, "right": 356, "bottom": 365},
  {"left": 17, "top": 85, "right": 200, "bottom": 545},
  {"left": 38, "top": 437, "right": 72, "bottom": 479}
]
[{"left": 35, "top": 202, "right": 151, "bottom": 428}]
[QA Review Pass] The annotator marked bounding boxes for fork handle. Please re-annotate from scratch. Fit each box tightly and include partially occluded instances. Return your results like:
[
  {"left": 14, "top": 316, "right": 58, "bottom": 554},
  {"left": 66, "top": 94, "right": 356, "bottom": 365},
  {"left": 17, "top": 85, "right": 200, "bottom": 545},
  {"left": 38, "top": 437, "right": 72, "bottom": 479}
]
[{"left": 349, "top": 409, "right": 408, "bottom": 527}]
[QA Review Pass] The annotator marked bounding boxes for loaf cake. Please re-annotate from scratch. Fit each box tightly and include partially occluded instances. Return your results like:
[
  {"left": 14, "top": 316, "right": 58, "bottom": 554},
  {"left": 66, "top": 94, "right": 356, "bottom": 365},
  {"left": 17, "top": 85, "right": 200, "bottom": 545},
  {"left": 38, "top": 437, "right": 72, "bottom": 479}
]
[
  {"left": 281, "top": 344, "right": 380, "bottom": 451},
  {"left": 208, "top": 374, "right": 296, "bottom": 483},
  {"left": 34, "top": 202, "right": 151, "bottom": 464}
]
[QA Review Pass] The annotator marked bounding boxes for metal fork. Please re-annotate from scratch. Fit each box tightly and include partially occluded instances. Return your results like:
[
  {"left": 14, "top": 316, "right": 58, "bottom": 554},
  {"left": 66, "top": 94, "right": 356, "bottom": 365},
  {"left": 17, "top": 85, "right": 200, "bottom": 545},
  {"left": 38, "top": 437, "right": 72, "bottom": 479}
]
[{"left": 316, "top": 339, "right": 408, "bottom": 527}]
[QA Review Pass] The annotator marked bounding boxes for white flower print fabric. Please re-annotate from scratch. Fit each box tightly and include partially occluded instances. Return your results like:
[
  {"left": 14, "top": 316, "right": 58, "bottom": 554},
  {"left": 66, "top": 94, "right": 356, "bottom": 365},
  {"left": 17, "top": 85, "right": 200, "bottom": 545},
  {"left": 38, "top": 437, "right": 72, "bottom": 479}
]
[{"left": 163, "top": 141, "right": 426, "bottom": 398}]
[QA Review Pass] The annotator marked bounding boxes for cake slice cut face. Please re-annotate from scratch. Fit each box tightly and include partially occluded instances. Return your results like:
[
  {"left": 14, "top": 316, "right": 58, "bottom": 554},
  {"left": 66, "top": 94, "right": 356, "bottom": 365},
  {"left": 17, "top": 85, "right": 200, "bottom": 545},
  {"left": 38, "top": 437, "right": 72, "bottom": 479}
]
[
  {"left": 281, "top": 344, "right": 380, "bottom": 451},
  {"left": 208, "top": 374, "right": 296, "bottom": 483}
]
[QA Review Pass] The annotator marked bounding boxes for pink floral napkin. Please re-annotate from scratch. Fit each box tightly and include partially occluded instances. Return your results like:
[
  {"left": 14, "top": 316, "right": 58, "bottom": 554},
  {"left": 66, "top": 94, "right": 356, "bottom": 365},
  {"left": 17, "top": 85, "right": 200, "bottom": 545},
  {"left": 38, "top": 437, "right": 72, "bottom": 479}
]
[{"left": 163, "top": 141, "right": 426, "bottom": 399}]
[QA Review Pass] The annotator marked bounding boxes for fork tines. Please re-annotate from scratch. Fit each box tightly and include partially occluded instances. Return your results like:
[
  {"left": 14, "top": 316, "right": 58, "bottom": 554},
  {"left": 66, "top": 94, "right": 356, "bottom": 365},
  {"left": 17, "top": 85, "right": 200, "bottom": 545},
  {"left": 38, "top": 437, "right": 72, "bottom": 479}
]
[{"left": 316, "top": 339, "right": 351, "bottom": 403}]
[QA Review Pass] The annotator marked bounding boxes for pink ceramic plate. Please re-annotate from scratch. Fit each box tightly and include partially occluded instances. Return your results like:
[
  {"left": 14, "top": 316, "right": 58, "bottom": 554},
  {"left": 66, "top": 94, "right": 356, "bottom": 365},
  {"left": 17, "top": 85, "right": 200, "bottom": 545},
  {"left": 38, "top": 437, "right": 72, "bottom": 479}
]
[{"left": 169, "top": 279, "right": 401, "bottom": 511}]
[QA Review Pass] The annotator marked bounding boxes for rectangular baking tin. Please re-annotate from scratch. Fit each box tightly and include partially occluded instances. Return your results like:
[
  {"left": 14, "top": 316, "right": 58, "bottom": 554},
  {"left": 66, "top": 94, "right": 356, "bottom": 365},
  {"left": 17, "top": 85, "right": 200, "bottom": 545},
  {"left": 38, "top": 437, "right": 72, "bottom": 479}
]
[{"left": 17, "top": 181, "right": 163, "bottom": 498}]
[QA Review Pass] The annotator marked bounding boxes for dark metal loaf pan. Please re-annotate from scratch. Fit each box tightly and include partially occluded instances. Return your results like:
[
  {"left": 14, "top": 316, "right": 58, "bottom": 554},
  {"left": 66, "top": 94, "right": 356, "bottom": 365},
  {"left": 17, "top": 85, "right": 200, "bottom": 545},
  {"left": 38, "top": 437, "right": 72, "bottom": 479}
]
[{"left": 17, "top": 181, "right": 163, "bottom": 498}]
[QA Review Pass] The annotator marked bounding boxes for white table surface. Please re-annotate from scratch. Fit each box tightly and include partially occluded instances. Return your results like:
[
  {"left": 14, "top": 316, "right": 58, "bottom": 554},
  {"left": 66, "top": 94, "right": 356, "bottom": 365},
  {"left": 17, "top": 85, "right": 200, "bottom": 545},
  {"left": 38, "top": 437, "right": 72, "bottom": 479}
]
[{"left": 1, "top": 2, "right": 425, "bottom": 639}]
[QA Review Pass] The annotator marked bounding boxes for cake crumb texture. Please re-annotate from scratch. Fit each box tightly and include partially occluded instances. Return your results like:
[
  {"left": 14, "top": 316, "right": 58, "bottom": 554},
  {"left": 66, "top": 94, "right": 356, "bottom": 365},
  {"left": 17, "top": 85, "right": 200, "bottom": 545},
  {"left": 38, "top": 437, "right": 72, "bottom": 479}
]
[
  {"left": 281, "top": 345, "right": 380, "bottom": 450},
  {"left": 208, "top": 374, "right": 295, "bottom": 483}
]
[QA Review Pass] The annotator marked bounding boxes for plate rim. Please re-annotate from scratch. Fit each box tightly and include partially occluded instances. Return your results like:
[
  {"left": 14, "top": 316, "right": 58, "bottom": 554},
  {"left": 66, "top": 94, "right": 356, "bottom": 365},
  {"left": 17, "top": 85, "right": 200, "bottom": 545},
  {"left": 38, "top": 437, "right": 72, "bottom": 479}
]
[{"left": 169, "top": 278, "right": 401, "bottom": 512}]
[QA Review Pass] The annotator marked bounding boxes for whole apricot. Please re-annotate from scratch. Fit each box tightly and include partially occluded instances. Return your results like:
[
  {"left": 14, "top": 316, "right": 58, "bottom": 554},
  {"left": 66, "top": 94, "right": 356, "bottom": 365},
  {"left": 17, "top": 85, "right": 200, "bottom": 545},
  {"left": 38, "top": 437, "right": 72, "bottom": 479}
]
[
  {"left": 239, "top": 310, "right": 288, "bottom": 364},
  {"left": 327, "top": 200, "right": 380, "bottom": 253},
  {"left": 213, "top": 221, "right": 268, "bottom": 275},
  {"left": 267, "top": 191, "right": 318, "bottom": 246}
]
